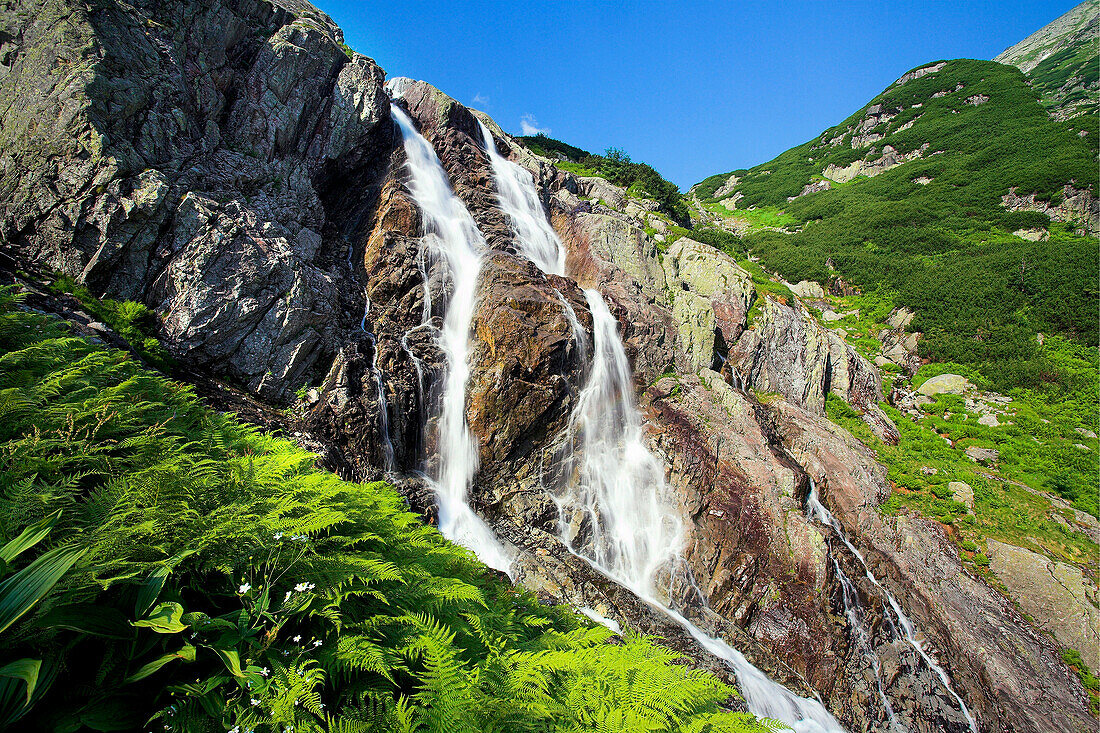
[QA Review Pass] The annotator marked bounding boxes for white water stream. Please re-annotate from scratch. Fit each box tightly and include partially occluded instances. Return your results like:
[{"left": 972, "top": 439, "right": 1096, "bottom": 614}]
[
  {"left": 480, "top": 128, "right": 846, "bottom": 733},
  {"left": 806, "top": 482, "right": 978, "bottom": 732},
  {"left": 478, "top": 120, "right": 567, "bottom": 276},
  {"left": 392, "top": 105, "right": 513, "bottom": 574}
]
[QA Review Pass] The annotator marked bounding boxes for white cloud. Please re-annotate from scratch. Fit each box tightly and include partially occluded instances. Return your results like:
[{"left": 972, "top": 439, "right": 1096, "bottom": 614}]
[
  {"left": 520, "top": 114, "right": 550, "bottom": 136},
  {"left": 472, "top": 93, "right": 489, "bottom": 106}
]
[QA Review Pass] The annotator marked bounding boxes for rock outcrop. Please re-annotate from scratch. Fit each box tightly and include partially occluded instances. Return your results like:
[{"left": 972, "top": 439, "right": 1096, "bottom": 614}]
[
  {"left": 988, "top": 539, "right": 1100, "bottom": 667},
  {"left": 1002, "top": 184, "right": 1099, "bottom": 236},
  {"left": 0, "top": 0, "right": 392, "bottom": 400},
  {"left": 768, "top": 398, "right": 1096, "bottom": 733}
]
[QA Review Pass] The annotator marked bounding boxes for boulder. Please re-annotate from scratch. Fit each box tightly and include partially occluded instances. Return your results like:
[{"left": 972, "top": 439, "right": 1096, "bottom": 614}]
[
  {"left": 917, "top": 374, "right": 972, "bottom": 396},
  {"left": 965, "top": 446, "right": 999, "bottom": 463},
  {"left": 948, "top": 481, "right": 974, "bottom": 509},
  {"left": 789, "top": 280, "right": 826, "bottom": 299}
]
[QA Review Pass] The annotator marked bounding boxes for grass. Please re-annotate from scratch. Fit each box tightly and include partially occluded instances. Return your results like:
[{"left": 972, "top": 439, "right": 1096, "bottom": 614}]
[
  {"left": 816, "top": 283, "right": 1098, "bottom": 518},
  {"left": 825, "top": 392, "right": 1097, "bottom": 569},
  {"left": 702, "top": 202, "right": 798, "bottom": 232}
]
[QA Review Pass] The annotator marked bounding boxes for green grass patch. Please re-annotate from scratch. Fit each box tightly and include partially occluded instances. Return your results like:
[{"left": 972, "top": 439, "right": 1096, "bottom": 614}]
[
  {"left": 49, "top": 274, "right": 172, "bottom": 369},
  {"left": 825, "top": 389, "right": 1098, "bottom": 578}
]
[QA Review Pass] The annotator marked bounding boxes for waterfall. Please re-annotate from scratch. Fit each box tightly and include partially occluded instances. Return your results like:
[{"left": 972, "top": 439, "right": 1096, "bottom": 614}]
[
  {"left": 481, "top": 130, "right": 846, "bottom": 733},
  {"left": 391, "top": 104, "right": 513, "bottom": 575},
  {"left": 806, "top": 481, "right": 978, "bottom": 733},
  {"left": 359, "top": 294, "right": 395, "bottom": 471},
  {"left": 477, "top": 120, "right": 567, "bottom": 275}
]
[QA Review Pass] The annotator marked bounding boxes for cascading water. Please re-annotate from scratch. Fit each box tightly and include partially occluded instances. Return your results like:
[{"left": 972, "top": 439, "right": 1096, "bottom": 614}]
[
  {"left": 566, "top": 295, "right": 845, "bottom": 733},
  {"left": 359, "top": 294, "right": 396, "bottom": 471},
  {"left": 563, "top": 290, "right": 685, "bottom": 593},
  {"left": 391, "top": 104, "right": 513, "bottom": 574},
  {"left": 477, "top": 120, "right": 567, "bottom": 276},
  {"left": 806, "top": 482, "right": 978, "bottom": 733},
  {"left": 481, "top": 130, "right": 846, "bottom": 733}
]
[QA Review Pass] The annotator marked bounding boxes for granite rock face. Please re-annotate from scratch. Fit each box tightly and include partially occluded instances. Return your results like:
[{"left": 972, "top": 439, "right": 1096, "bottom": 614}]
[
  {"left": 0, "top": 0, "right": 392, "bottom": 399},
  {"left": 988, "top": 539, "right": 1100, "bottom": 667}
]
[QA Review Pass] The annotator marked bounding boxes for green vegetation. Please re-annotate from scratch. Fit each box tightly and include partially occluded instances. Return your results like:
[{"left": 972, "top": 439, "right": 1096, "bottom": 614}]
[
  {"left": 50, "top": 274, "right": 172, "bottom": 369},
  {"left": 701, "top": 203, "right": 798, "bottom": 232},
  {"left": 1023, "top": 21, "right": 1100, "bottom": 118},
  {"left": 518, "top": 135, "right": 690, "bottom": 224},
  {"left": 1062, "top": 648, "right": 1100, "bottom": 714},
  {"left": 516, "top": 133, "right": 591, "bottom": 162},
  {"left": 0, "top": 286, "right": 776, "bottom": 732},
  {"left": 691, "top": 59, "right": 1098, "bottom": 399},
  {"left": 691, "top": 171, "right": 745, "bottom": 202}
]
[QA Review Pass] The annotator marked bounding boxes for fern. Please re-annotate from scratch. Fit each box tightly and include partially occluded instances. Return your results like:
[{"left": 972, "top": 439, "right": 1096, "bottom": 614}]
[{"left": 0, "top": 285, "right": 779, "bottom": 733}]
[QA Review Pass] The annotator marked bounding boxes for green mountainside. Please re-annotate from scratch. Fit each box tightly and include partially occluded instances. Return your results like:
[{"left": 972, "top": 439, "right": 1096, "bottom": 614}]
[
  {"left": 691, "top": 58, "right": 1098, "bottom": 399},
  {"left": 995, "top": 0, "right": 1099, "bottom": 119}
]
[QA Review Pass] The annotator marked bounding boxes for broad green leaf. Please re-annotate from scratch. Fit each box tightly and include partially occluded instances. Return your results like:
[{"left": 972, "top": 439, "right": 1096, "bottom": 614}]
[
  {"left": 78, "top": 697, "right": 144, "bottom": 731},
  {"left": 38, "top": 603, "right": 132, "bottom": 639},
  {"left": 166, "top": 674, "right": 229, "bottom": 697},
  {"left": 125, "top": 644, "right": 196, "bottom": 683},
  {"left": 0, "top": 658, "right": 40, "bottom": 705},
  {"left": 0, "top": 545, "right": 87, "bottom": 635},
  {"left": 0, "top": 510, "right": 61, "bottom": 565},
  {"left": 212, "top": 647, "right": 244, "bottom": 677},
  {"left": 132, "top": 601, "right": 187, "bottom": 634},
  {"left": 134, "top": 550, "right": 193, "bottom": 618}
]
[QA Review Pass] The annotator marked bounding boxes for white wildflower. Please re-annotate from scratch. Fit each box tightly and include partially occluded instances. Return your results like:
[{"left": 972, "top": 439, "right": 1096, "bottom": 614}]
[
  {"left": 238, "top": 583, "right": 251, "bottom": 594},
  {"left": 292, "top": 635, "right": 301, "bottom": 643}
]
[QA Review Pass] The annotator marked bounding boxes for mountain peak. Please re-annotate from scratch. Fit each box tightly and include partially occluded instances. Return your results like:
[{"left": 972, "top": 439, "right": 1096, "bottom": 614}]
[{"left": 994, "top": 0, "right": 1098, "bottom": 73}]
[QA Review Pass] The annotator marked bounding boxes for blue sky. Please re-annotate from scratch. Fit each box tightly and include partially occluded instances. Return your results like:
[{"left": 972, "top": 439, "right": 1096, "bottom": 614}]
[{"left": 319, "top": 1, "right": 1081, "bottom": 188}]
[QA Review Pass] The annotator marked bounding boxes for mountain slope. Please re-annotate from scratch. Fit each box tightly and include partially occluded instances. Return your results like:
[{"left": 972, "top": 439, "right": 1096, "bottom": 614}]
[
  {"left": 995, "top": 0, "right": 1099, "bottom": 119},
  {"left": 692, "top": 58, "right": 1098, "bottom": 397}
]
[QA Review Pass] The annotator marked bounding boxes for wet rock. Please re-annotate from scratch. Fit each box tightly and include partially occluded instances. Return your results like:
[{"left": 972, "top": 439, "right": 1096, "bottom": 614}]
[
  {"left": 553, "top": 204, "right": 676, "bottom": 383},
  {"left": 768, "top": 397, "right": 1093, "bottom": 733}
]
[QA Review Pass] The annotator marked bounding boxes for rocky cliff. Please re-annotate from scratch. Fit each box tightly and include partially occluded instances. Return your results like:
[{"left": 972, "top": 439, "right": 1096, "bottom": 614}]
[{"left": 0, "top": 2, "right": 1093, "bottom": 732}]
